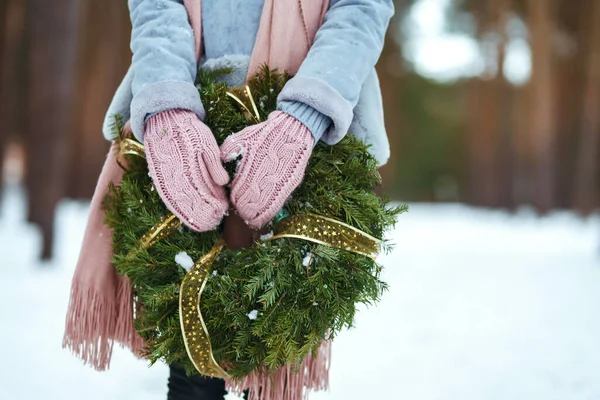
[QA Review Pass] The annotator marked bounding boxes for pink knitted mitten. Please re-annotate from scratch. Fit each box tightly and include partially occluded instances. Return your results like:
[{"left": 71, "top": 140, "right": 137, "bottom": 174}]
[
  {"left": 220, "top": 111, "right": 314, "bottom": 229},
  {"left": 145, "top": 109, "right": 230, "bottom": 232}
]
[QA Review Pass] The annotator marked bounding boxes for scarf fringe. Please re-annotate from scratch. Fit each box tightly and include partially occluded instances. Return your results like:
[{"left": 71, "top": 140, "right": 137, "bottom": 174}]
[
  {"left": 62, "top": 274, "right": 144, "bottom": 371},
  {"left": 226, "top": 340, "right": 331, "bottom": 400},
  {"left": 114, "top": 275, "right": 146, "bottom": 353}
]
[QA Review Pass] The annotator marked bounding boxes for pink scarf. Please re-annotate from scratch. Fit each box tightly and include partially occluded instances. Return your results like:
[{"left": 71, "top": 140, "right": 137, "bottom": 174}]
[
  {"left": 63, "top": 1, "right": 330, "bottom": 399},
  {"left": 183, "top": 0, "right": 328, "bottom": 76}
]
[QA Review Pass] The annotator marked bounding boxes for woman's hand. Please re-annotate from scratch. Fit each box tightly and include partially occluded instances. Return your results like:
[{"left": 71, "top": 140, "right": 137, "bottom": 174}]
[
  {"left": 220, "top": 111, "right": 314, "bottom": 229},
  {"left": 145, "top": 109, "right": 230, "bottom": 232}
]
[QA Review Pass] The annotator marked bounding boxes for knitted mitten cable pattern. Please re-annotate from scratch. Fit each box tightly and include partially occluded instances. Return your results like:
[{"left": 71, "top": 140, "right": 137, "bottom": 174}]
[
  {"left": 145, "top": 109, "right": 229, "bottom": 232},
  {"left": 220, "top": 111, "right": 314, "bottom": 229}
]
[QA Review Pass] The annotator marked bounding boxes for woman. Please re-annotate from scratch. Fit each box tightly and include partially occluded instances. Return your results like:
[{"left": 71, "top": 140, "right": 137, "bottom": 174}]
[{"left": 66, "top": 0, "right": 394, "bottom": 398}]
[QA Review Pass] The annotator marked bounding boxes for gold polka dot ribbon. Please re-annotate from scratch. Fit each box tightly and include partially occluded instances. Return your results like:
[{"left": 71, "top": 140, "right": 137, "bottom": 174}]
[
  {"left": 125, "top": 213, "right": 181, "bottom": 259},
  {"left": 124, "top": 212, "right": 382, "bottom": 378},
  {"left": 116, "top": 138, "right": 146, "bottom": 171},
  {"left": 139, "top": 213, "right": 181, "bottom": 249},
  {"left": 226, "top": 85, "right": 262, "bottom": 123},
  {"left": 119, "top": 138, "right": 146, "bottom": 159},
  {"left": 179, "top": 239, "right": 229, "bottom": 378},
  {"left": 267, "top": 214, "right": 382, "bottom": 260}
]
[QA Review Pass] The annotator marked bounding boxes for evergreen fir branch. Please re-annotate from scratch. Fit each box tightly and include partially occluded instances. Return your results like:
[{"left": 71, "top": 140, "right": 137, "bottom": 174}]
[{"left": 107, "top": 113, "right": 125, "bottom": 142}]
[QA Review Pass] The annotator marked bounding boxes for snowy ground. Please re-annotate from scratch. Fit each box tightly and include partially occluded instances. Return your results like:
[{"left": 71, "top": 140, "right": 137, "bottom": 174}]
[{"left": 1, "top": 185, "right": 600, "bottom": 400}]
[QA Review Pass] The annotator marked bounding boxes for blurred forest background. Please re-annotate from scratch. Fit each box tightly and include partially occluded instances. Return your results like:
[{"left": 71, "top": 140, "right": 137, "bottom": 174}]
[{"left": 0, "top": 0, "right": 599, "bottom": 258}]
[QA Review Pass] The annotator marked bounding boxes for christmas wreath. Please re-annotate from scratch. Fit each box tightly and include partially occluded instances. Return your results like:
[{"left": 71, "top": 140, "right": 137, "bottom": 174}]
[{"left": 104, "top": 67, "right": 405, "bottom": 380}]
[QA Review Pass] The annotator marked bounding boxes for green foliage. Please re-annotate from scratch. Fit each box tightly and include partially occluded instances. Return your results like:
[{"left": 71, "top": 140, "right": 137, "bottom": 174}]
[{"left": 104, "top": 66, "right": 405, "bottom": 378}]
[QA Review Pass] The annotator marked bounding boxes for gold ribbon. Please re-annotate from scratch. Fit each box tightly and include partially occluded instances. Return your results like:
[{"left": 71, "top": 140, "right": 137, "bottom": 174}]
[
  {"left": 125, "top": 212, "right": 382, "bottom": 378},
  {"left": 122, "top": 212, "right": 230, "bottom": 377},
  {"left": 139, "top": 213, "right": 181, "bottom": 249},
  {"left": 117, "top": 138, "right": 146, "bottom": 171},
  {"left": 267, "top": 214, "right": 382, "bottom": 260},
  {"left": 119, "top": 138, "right": 146, "bottom": 159},
  {"left": 226, "top": 85, "right": 262, "bottom": 123},
  {"left": 177, "top": 214, "right": 381, "bottom": 378},
  {"left": 125, "top": 214, "right": 181, "bottom": 260},
  {"left": 179, "top": 239, "right": 229, "bottom": 378}
]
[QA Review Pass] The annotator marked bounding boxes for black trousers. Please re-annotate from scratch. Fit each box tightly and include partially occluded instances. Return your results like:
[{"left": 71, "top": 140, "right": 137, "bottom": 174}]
[{"left": 167, "top": 364, "right": 248, "bottom": 400}]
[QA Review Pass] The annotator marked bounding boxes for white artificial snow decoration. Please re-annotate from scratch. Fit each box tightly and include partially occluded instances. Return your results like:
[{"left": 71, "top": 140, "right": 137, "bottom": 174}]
[
  {"left": 150, "top": 186, "right": 154, "bottom": 192},
  {"left": 139, "top": 199, "right": 143, "bottom": 203},
  {"left": 259, "top": 231, "right": 274, "bottom": 241},
  {"left": 247, "top": 310, "right": 258, "bottom": 320},
  {"left": 302, "top": 252, "right": 313, "bottom": 267},
  {"left": 312, "top": 302, "right": 318, "bottom": 306},
  {"left": 127, "top": 207, "right": 132, "bottom": 213},
  {"left": 228, "top": 151, "right": 242, "bottom": 161},
  {"left": 212, "top": 270, "right": 218, "bottom": 277},
  {"left": 175, "top": 252, "right": 194, "bottom": 272}
]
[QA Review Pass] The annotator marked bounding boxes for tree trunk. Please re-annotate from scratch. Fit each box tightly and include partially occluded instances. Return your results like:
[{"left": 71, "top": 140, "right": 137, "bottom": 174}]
[
  {"left": 0, "top": 0, "right": 8, "bottom": 190},
  {"left": 467, "top": 0, "right": 512, "bottom": 207},
  {"left": 493, "top": 0, "right": 515, "bottom": 209},
  {"left": 527, "top": 0, "right": 556, "bottom": 213},
  {"left": 375, "top": 14, "right": 402, "bottom": 195},
  {"left": 572, "top": 0, "right": 600, "bottom": 213},
  {"left": 465, "top": 0, "right": 488, "bottom": 206},
  {"left": 66, "top": 0, "right": 130, "bottom": 199},
  {"left": 0, "top": 0, "right": 28, "bottom": 206},
  {"left": 553, "top": 0, "right": 588, "bottom": 208},
  {"left": 0, "top": 0, "right": 7, "bottom": 113},
  {"left": 25, "top": 0, "right": 82, "bottom": 259},
  {"left": 0, "top": 0, "right": 27, "bottom": 150},
  {"left": 468, "top": 76, "right": 499, "bottom": 206},
  {"left": 512, "top": 84, "right": 533, "bottom": 205}
]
